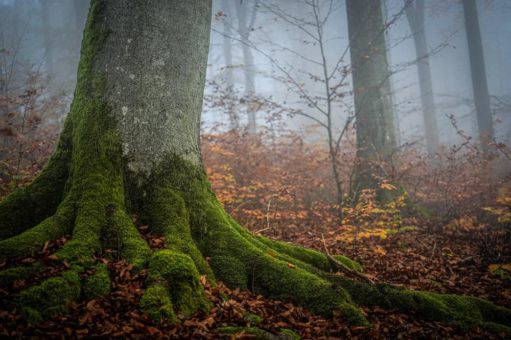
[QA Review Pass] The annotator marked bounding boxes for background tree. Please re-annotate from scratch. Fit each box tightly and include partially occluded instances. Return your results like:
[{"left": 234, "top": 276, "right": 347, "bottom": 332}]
[
  {"left": 235, "top": 0, "right": 259, "bottom": 132},
  {"left": 40, "top": 0, "right": 55, "bottom": 89},
  {"left": 462, "top": 0, "right": 494, "bottom": 151},
  {"left": 216, "top": 0, "right": 356, "bottom": 210},
  {"left": 346, "top": 0, "right": 397, "bottom": 197},
  {"left": 405, "top": 0, "right": 440, "bottom": 159},
  {"left": 0, "top": 0, "right": 509, "bottom": 330}
]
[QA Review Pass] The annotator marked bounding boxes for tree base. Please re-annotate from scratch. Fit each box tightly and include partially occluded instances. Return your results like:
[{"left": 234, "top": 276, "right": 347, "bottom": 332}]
[{"left": 0, "top": 156, "right": 510, "bottom": 333}]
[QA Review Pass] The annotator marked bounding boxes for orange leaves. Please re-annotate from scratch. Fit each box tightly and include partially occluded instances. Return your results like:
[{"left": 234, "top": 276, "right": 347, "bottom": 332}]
[
  {"left": 379, "top": 181, "right": 397, "bottom": 191},
  {"left": 202, "top": 131, "right": 340, "bottom": 237}
]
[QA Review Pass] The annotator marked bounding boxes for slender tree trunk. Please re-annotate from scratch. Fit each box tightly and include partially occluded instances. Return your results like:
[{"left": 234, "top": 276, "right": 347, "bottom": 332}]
[
  {"left": 222, "top": 1, "right": 239, "bottom": 130},
  {"left": 346, "top": 0, "right": 396, "bottom": 197},
  {"left": 40, "top": 0, "right": 54, "bottom": 89},
  {"left": 462, "top": 0, "right": 494, "bottom": 150},
  {"left": 235, "top": 1, "right": 257, "bottom": 133},
  {"left": 405, "top": 0, "right": 440, "bottom": 158}
]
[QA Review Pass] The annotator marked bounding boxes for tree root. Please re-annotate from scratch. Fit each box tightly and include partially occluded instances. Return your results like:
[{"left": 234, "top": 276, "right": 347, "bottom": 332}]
[
  {"left": 0, "top": 158, "right": 510, "bottom": 333},
  {"left": 0, "top": 119, "right": 72, "bottom": 241}
]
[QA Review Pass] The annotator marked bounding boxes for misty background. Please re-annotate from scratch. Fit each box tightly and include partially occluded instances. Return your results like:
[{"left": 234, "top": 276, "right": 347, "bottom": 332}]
[{"left": 0, "top": 0, "right": 510, "bottom": 164}]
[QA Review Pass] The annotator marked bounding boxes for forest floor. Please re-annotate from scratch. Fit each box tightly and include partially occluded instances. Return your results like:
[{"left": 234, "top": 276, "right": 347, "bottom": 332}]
[
  {"left": 1, "top": 130, "right": 511, "bottom": 338},
  {"left": 1, "top": 218, "right": 510, "bottom": 339}
]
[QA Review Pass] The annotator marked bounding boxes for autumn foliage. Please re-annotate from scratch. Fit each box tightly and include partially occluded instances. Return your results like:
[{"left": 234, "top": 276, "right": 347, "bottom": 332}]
[{"left": 1, "top": 100, "right": 511, "bottom": 337}]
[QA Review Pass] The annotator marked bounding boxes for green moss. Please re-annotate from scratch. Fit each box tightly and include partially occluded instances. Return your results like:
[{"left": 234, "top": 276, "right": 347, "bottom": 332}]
[
  {"left": 279, "top": 329, "right": 301, "bottom": 340},
  {"left": 333, "top": 255, "right": 363, "bottom": 272},
  {"left": 244, "top": 311, "right": 264, "bottom": 325},
  {"left": 19, "top": 269, "right": 81, "bottom": 322},
  {"left": 0, "top": 214, "right": 72, "bottom": 259},
  {"left": 336, "top": 278, "right": 511, "bottom": 331},
  {"left": 216, "top": 326, "right": 300, "bottom": 339},
  {"left": 147, "top": 250, "right": 210, "bottom": 317},
  {"left": 386, "top": 225, "right": 418, "bottom": 235},
  {"left": 140, "top": 284, "right": 177, "bottom": 323},
  {"left": 101, "top": 207, "right": 150, "bottom": 268},
  {"left": 255, "top": 236, "right": 332, "bottom": 272},
  {"left": 83, "top": 264, "right": 111, "bottom": 299},
  {"left": 0, "top": 118, "right": 73, "bottom": 241},
  {"left": 20, "top": 307, "right": 43, "bottom": 324},
  {"left": 210, "top": 255, "right": 247, "bottom": 289},
  {"left": 144, "top": 183, "right": 214, "bottom": 279},
  {"left": 0, "top": 262, "right": 44, "bottom": 287},
  {"left": 143, "top": 158, "right": 366, "bottom": 324}
]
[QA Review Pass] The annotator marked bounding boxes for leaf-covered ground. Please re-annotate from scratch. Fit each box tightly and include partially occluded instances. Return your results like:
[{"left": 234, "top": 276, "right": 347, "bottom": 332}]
[
  {"left": 1, "top": 220, "right": 510, "bottom": 339},
  {"left": 2, "top": 129, "right": 510, "bottom": 338}
]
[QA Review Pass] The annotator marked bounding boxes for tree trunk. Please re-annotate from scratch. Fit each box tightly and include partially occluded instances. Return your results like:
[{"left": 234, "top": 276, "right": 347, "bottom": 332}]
[
  {"left": 405, "top": 0, "right": 440, "bottom": 159},
  {"left": 0, "top": 0, "right": 509, "bottom": 331},
  {"left": 346, "top": 0, "right": 396, "bottom": 197},
  {"left": 222, "top": 0, "right": 239, "bottom": 130},
  {"left": 40, "top": 0, "right": 55, "bottom": 89},
  {"left": 462, "top": 0, "right": 494, "bottom": 151},
  {"left": 235, "top": 0, "right": 257, "bottom": 133}
]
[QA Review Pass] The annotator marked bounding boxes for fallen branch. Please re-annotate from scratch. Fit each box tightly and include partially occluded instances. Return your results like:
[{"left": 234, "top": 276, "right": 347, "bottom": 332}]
[{"left": 321, "top": 233, "right": 374, "bottom": 284}]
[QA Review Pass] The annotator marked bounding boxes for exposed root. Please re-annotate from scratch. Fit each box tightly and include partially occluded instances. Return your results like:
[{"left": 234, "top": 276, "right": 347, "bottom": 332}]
[
  {"left": 144, "top": 250, "right": 210, "bottom": 320},
  {"left": 145, "top": 182, "right": 214, "bottom": 278},
  {"left": 19, "top": 267, "right": 83, "bottom": 323},
  {"left": 0, "top": 199, "right": 74, "bottom": 258},
  {"left": 99, "top": 205, "right": 150, "bottom": 268},
  {"left": 1, "top": 156, "right": 510, "bottom": 332},
  {"left": 0, "top": 118, "right": 72, "bottom": 241},
  {"left": 83, "top": 263, "right": 111, "bottom": 299},
  {"left": 140, "top": 283, "right": 176, "bottom": 322}
]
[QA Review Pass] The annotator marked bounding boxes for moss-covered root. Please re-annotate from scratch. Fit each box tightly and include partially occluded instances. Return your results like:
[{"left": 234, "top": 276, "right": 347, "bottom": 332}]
[
  {"left": 338, "top": 279, "right": 511, "bottom": 332},
  {"left": 202, "top": 221, "right": 367, "bottom": 325},
  {"left": 19, "top": 267, "right": 83, "bottom": 324},
  {"left": 101, "top": 207, "right": 151, "bottom": 268},
  {"left": 0, "top": 118, "right": 73, "bottom": 241},
  {"left": 151, "top": 160, "right": 367, "bottom": 325},
  {"left": 216, "top": 326, "right": 301, "bottom": 340},
  {"left": 145, "top": 183, "right": 214, "bottom": 279},
  {"left": 140, "top": 284, "right": 177, "bottom": 323},
  {"left": 83, "top": 263, "right": 111, "bottom": 299},
  {"left": 0, "top": 200, "right": 74, "bottom": 258},
  {"left": 255, "top": 235, "right": 363, "bottom": 273},
  {"left": 0, "top": 262, "right": 45, "bottom": 287},
  {"left": 142, "top": 250, "right": 210, "bottom": 322}
]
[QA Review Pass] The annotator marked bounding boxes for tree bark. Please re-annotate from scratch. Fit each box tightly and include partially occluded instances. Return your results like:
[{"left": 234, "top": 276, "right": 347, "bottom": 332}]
[
  {"left": 221, "top": 0, "right": 239, "bottom": 130},
  {"left": 0, "top": 0, "right": 509, "bottom": 331},
  {"left": 40, "top": 0, "right": 55, "bottom": 89},
  {"left": 405, "top": 0, "right": 440, "bottom": 159},
  {"left": 346, "top": 0, "right": 396, "bottom": 197},
  {"left": 235, "top": 0, "right": 257, "bottom": 133},
  {"left": 462, "top": 0, "right": 494, "bottom": 151}
]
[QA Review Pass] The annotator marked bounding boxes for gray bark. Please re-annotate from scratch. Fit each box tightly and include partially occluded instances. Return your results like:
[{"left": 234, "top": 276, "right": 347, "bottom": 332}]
[
  {"left": 462, "top": 0, "right": 494, "bottom": 149},
  {"left": 235, "top": 0, "right": 257, "bottom": 132},
  {"left": 40, "top": 0, "right": 55, "bottom": 86},
  {"left": 92, "top": 0, "right": 211, "bottom": 177},
  {"left": 405, "top": 0, "right": 440, "bottom": 158},
  {"left": 346, "top": 0, "right": 396, "bottom": 191},
  {"left": 222, "top": 1, "right": 239, "bottom": 130}
]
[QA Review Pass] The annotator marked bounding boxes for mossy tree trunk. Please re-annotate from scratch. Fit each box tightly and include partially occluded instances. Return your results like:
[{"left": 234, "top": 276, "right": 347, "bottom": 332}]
[
  {"left": 0, "top": 0, "right": 509, "bottom": 332},
  {"left": 346, "top": 0, "right": 397, "bottom": 199}
]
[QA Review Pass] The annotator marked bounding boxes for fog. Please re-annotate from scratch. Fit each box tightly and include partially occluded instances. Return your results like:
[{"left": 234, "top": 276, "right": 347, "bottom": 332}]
[{"left": 1, "top": 0, "right": 510, "bottom": 154}]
